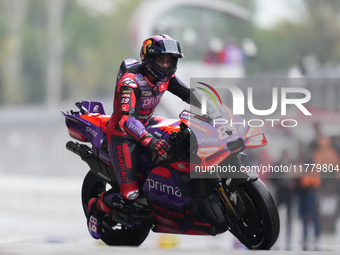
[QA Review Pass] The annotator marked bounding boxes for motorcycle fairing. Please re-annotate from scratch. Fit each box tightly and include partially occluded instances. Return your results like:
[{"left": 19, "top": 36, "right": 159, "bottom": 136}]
[
  {"left": 146, "top": 119, "right": 181, "bottom": 140},
  {"left": 242, "top": 126, "right": 268, "bottom": 149},
  {"left": 81, "top": 101, "right": 106, "bottom": 115},
  {"left": 63, "top": 101, "right": 262, "bottom": 231},
  {"left": 178, "top": 105, "right": 267, "bottom": 174},
  {"left": 62, "top": 101, "right": 111, "bottom": 165},
  {"left": 143, "top": 165, "right": 228, "bottom": 235},
  {"left": 143, "top": 167, "right": 192, "bottom": 233}
]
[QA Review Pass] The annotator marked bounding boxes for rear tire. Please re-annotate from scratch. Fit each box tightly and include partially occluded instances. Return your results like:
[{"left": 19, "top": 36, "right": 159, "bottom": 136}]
[
  {"left": 81, "top": 170, "right": 150, "bottom": 246},
  {"left": 226, "top": 179, "right": 280, "bottom": 250}
]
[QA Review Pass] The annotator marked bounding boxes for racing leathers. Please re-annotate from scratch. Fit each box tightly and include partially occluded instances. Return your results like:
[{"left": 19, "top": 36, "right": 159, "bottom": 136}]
[
  {"left": 106, "top": 58, "right": 191, "bottom": 198},
  {"left": 87, "top": 58, "right": 193, "bottom": 239}
]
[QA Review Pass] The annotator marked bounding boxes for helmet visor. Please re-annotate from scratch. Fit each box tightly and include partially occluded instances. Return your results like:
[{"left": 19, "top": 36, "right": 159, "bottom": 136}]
[{"left": 157, "top": 40, "right": 183, "bottom": 58}]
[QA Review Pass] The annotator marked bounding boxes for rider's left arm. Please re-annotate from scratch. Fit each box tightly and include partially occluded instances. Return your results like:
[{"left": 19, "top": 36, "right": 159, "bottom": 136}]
[{"left": 167, "top": 75, "right": 201, "bottom": 108}]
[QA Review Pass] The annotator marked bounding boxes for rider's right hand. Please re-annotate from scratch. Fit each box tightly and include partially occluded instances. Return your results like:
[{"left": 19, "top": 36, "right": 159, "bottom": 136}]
[{"left": 141, "top": 134, "right": 169, "bottom": 159}]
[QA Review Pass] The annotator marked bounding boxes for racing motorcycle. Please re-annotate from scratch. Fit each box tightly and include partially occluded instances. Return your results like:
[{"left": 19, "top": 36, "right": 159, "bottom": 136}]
[{"left": 62, "top": 91, "right": 280, "bottom": 249}]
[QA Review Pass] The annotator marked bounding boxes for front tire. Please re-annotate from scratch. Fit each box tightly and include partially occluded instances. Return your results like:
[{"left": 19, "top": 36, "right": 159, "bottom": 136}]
[
  {"left": 226, "top": 179, "right": 280, "bottom": 250},
  {"left": 81, "top": 170, "right": 150, "bottom": 246}
]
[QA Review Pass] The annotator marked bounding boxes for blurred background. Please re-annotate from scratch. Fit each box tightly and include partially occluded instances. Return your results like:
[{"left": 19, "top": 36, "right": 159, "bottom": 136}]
[{"left": 1, "top": 0, "right": 340, "bottom": 252}]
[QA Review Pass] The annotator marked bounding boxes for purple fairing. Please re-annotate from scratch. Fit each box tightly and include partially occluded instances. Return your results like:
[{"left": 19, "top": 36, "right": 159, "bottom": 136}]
[
  {"left": 82, "top": 101, "right": 106, "bottom": 114},
  {"left": 180, "top": 109, "right": 249, "bottom": 154},
  {"left": 62, "top": 101, "right": 112, "bottom": 164},
  {"left": 144, "top": 171, "right": 184, "bottom": 205},
  {"left": 143, "top": 166, "right": 195, "bottom": 231},
  {"left": 147, "top": 127, "right": 171, "bottom": 141}
]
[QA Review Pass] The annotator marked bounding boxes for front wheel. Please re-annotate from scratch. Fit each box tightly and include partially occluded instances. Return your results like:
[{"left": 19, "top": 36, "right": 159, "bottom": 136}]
[
  {"left": 81, "top": 170, "right": 150, "bottom": 246},
  {"left": 225, "top": 179, "right": 280, "bottom": 250}
]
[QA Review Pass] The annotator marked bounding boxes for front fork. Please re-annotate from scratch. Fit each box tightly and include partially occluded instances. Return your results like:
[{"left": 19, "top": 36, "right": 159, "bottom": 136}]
[
  {"left": 215, "top": 182, "right": 240, "bottom": 226},
  {"left": 212, "top": 153, "right": 251, "bottom": 227}
]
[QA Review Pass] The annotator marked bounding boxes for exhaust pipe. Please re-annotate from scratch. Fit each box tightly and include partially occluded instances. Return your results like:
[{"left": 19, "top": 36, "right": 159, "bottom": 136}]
[{"left": 66, "top": 141, "right": 91, "bottom": 157}]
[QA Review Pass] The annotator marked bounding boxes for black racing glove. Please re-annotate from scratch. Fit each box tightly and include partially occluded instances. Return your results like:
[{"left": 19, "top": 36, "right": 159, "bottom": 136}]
[{"left": 141, "top": 134, "right": 169, "bottom": 158}]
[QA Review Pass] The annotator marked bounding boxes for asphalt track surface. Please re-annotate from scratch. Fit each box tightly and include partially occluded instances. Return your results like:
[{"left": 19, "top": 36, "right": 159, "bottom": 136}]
[
  {"left": 2, "top": 175, "right": 340, "bottom": 254},
  {"left": 1, "top": 245, "right": 340, "bottom": 255}
]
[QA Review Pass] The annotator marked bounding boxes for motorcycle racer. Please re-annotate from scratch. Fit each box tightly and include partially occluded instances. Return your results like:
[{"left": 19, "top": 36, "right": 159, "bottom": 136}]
[{"left": 87, "top": 34, "right": 193, "bottom": 239}]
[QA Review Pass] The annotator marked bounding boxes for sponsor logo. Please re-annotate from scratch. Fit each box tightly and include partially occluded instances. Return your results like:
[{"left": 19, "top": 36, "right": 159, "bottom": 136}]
[
  {"left": 153, "top": 131, "right": 162, "bottom": 137},
  {"left": 170, "top": 163, "right": 190, "bottom": 172},
  {"left": 153, "top": 214, "right": 178, "bottom": 227},
  {"left": 177, "top": 164, "right": 186, "bottom": 169},
  {"left": 179, "top": 113, "right": 190, "bottom": 121},
  {"left": 153, "top": 204, "right": 184, "bottom": 218},
  {"left": 93, "top": 105, "right": 99, "bottom": 112},
  {"left": 68, "top": 129, "right": 84, "bottom": 141},
  {"left": 139, "top": 114, "right": 152, "bottom": 120},
  {"left": 182, "top": 111, "right": 192, "bottom": 116},
  {"left": 147, "top": 179, "right": 182, "bottom": 197},
  {"left": 121, "top": 104, "right": 129, "bottom": 111},
  {"left": 141, "top": 90, "right": 153, "bottom": 97},
  {"left": 189, "top": 122, "right": 211, "bottom": 135},
  {"left": 198, "top": 138, "right": 218, "bottom": 144},
  {"left": 134, "top": 75, "right": 147, "bottom": 86},
  {"left": 141, "top": 137, "right": 152, "bottom": 147},
  {"left": 127, "top": 190, "right": 139, "bottom": 200},
  {"left": 121, "top": 94, "right": 130, "bottom": 98},
  {"left": 122, "top": 90, "right": 131, "bottom": 93},
  {"left": 99, "top": 152, "right": 111, "bottom": 163},
  {"left": 86, "top": 127, "right": 97, "bottom": 137},
  {"left": 189, "top": 117, "right": 204, "bottom": 125},
  {"left": 128, "top": 122, "right": 143, "bottom": 136},
  {"left": 158, "top": 83, "right": 168, "bottom": 92},
  {"left": 123, "top": 127, "right": 140, "bottom": 141},
  {"left": 199, "top": 147, "right": 219, "bottom": 152},
  {"left": 141, "top": 94, "right": 162, "bottom": 107},
  {"left": 122, "top": 78, "right": 137, "bottom": 88},
  {"left": 230, "top": 192, "right": 237, "bottom": 204},
  {"left": 139, "top": 109, "right": 153, "bottom": 115},
  {"left": 116, "top": 146, "right": 128, "bottom": 183}
]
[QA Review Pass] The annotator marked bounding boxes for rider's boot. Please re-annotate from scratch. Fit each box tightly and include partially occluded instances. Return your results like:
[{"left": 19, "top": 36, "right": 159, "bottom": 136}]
[
  {"left": 87, "top": 198, "right": 105, "bottom": 239},
  {"left": 87, "top": 190, "right": 134, "bottom": 239}
]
